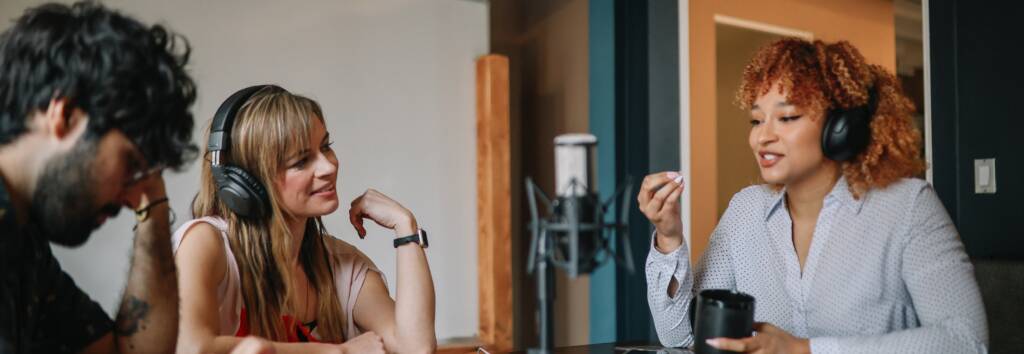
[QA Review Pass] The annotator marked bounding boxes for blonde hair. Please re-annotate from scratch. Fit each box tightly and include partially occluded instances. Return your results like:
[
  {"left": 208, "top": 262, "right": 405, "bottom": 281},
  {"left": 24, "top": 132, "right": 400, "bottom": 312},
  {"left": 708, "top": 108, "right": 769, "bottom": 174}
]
[{"left": 192, "top": 85, "right": 346, "bottom": 342}]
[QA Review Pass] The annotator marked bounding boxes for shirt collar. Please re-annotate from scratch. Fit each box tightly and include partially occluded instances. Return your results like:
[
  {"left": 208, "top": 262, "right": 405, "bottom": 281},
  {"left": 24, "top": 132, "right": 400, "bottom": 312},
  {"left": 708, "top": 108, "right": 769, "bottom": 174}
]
[
  {"left": 764, "top": 176, "right": 865, "bottom": 221},
  {"left": 830, "top": 176, "right": 866, "bottom": 214},
  {"left": 765, "top": 186, "right": 787, "bottom": 221}
]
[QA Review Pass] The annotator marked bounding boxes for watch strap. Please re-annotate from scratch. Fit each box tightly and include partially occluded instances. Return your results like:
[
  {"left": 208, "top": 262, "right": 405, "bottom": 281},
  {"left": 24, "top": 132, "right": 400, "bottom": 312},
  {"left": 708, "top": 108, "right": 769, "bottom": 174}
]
[{"left": 393, "top": 228, "right": 427, "bottom": 248}]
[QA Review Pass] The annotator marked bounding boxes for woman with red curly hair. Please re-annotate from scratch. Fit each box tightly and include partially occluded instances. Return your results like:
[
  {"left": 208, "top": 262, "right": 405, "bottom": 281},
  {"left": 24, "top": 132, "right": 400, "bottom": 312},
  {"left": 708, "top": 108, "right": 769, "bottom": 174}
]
[{"left": 639, "top": 39, "right": 987, "bottom": 353}]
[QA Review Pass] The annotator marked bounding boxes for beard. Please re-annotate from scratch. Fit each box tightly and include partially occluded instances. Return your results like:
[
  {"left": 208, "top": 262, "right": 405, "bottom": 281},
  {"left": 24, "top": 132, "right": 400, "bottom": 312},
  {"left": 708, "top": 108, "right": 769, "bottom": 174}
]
[{"left": 30, "top": 138, "right": 120, "bottom": 247}]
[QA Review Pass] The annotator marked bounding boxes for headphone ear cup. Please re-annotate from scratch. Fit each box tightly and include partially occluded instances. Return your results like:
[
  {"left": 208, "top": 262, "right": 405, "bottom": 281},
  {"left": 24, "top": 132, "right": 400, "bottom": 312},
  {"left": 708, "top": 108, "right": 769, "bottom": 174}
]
[
  {"left": 821, "top": 107, "right": 870, "bottom": 162},
  {"left": 212, "top": 165, "right": 270, "bottom": 219},
  {"left": 821, "top": 109, "right": 845, "bottom": 161}
]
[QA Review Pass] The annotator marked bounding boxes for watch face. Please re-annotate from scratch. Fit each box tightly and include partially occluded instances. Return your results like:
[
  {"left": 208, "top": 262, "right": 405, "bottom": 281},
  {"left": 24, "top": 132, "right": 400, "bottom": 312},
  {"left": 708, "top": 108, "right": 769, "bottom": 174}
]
[{"left": 419, "top": 229, "right": 429, "bottom": 248}]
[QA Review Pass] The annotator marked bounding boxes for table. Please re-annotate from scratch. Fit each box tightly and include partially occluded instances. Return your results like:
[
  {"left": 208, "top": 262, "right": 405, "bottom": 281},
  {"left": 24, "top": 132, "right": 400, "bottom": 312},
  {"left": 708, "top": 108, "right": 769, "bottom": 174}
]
[{"left": 499, "top": 342, "right": 694, "bottom": 354}]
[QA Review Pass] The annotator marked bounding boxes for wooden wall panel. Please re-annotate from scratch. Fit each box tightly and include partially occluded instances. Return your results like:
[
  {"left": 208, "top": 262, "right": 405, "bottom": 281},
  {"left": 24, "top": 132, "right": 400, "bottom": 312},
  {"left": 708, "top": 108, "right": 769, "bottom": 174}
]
[{"left": 476, "top": 54, "right": 514, "bottom": 351}]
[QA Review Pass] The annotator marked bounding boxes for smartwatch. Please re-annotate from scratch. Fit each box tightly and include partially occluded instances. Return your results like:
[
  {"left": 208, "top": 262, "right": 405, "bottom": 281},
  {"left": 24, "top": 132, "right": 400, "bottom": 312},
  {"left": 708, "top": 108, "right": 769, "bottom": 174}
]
[{"left": 394, "top": 228, "right": 429, "bottom": 248}]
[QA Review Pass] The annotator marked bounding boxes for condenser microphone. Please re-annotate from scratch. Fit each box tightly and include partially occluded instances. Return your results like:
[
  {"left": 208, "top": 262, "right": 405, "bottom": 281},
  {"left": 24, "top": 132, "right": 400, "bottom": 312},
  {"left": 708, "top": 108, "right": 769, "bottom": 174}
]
[
  {"left": 524, "top": 133, "right": 634, "bottom": 353},
  {"left": 551, "top": 133, "right": 600, "bottom": 274},
  {"left": 554, "top": 133, "right": 596, "bottom": 197}
]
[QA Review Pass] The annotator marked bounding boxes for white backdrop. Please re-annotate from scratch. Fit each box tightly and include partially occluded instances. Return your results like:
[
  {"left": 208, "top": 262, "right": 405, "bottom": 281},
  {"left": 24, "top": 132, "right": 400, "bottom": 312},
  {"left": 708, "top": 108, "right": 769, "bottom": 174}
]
[{"left": 0, "top": 0, "right": 485, "bottom": 340}]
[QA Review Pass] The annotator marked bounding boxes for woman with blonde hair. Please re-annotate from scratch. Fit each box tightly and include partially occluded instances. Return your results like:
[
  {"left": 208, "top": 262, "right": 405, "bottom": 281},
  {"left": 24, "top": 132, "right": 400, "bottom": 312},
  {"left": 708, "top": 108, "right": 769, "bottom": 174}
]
[
  {"left": 173, "top": 85, "right": 435, "bottom": 354},
  {"left": 640, "top": 39, "right": 987, "bottom": 353}
]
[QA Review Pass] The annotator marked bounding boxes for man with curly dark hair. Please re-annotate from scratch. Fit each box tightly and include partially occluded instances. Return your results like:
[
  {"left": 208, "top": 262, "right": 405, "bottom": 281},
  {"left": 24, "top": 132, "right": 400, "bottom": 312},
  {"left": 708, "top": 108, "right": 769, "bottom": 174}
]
[{"left": 0, "top": 1, "right": 197, "bottom": 353}]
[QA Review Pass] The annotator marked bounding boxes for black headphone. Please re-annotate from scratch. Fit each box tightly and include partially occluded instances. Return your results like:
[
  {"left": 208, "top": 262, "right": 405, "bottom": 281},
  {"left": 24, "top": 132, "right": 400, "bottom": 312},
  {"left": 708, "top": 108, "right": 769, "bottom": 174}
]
[
  {"left": 208, "top": 85, "right": 271, "bottom": 219},
  {"left": 821, "top": 84, "right": 879, "bottom": 162}
]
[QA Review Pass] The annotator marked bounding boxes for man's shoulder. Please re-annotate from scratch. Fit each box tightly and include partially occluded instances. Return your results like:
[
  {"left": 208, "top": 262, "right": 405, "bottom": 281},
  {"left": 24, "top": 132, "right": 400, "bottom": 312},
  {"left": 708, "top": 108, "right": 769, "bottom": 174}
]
[{"left": 0, "top": 225, "right": 113, "bottom": 354}]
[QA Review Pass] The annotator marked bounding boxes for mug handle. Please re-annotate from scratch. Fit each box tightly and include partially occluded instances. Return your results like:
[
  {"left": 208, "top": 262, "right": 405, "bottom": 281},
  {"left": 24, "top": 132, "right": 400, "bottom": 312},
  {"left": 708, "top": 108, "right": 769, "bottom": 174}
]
[{"left": 688, "top": 296, "right": 697, "bottom": 331}]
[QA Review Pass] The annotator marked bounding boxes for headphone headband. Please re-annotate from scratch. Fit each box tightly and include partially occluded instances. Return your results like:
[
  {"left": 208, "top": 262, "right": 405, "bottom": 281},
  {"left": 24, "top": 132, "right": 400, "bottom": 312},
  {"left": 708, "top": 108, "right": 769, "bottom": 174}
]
[
  {"left": 207, "top": 85, "right": 267, "bottom": 155},
  {"left": 849, "top": 83, "right": 879, "bottom": 120}
]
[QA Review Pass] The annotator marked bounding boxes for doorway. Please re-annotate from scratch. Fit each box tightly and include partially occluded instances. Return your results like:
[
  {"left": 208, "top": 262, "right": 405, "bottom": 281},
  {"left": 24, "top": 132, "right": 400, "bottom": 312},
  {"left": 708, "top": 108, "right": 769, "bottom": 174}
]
[{"left": 714, "top": 18, "right": 810, "bottom": 218}]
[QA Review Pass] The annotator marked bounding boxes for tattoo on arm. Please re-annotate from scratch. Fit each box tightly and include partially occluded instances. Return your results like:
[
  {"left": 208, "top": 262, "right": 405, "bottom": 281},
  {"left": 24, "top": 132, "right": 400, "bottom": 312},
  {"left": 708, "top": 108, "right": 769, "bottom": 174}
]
[{"left": 114, "top": 296, "right": 151, "bottom": 336}]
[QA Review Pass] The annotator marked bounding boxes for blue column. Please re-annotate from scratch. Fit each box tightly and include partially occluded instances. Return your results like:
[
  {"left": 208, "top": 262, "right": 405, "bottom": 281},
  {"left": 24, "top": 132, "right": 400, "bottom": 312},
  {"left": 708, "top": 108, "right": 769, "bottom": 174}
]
[{"left": 588, "top": 0, "right": 617, "bottom": 344}]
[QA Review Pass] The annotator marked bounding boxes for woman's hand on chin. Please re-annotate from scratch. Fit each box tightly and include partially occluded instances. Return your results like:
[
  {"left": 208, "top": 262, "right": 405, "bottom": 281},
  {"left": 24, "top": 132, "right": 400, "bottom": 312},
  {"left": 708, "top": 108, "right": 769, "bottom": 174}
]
[{"left": 348, "top": 188, "right": 418, "bottom": 238}]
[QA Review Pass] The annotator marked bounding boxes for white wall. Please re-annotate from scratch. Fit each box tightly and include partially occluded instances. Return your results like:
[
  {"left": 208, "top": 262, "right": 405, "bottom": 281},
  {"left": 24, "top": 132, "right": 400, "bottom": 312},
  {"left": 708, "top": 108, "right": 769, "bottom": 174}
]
[{"left": 0, "top": 0, "right": 485, "bottom": 340}]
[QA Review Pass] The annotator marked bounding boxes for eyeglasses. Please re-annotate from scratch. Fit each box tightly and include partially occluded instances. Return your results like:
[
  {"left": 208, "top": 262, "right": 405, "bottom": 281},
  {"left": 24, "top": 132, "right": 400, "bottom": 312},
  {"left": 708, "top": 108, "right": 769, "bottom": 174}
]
[{"left": 124, "top": 165, "right": 165, "bottom": 187}]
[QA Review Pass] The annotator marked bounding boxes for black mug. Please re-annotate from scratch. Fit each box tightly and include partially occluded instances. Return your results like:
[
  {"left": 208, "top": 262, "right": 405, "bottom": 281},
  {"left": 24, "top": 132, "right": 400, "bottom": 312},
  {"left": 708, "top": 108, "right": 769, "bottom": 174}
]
[{"left": 692, "top": 289, "right": 755, "bottom": 354}]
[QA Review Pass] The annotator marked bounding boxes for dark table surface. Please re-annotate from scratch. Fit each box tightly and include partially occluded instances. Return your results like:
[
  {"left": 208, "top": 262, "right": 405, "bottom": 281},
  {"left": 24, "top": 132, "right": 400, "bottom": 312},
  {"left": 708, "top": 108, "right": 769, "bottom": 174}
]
[{"left": 502, "top": 343, "right": 694, "bottom": 354}]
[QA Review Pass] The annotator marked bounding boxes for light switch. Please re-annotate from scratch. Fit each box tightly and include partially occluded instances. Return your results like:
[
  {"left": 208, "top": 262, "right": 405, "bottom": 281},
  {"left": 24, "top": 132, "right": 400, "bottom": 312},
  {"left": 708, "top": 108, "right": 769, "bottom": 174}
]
[
  {"left": 978, "top": 166, "right": 990, "bottom": 187},
  {"left": 974, "top": 158, "right": 997, "bottom": 194}
]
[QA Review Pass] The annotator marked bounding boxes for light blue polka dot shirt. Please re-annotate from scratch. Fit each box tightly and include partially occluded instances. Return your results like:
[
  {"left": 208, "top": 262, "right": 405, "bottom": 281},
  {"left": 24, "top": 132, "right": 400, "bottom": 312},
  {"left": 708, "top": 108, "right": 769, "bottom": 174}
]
[{"left": 646, "top": 177, "right": 988, "bottom": 353}]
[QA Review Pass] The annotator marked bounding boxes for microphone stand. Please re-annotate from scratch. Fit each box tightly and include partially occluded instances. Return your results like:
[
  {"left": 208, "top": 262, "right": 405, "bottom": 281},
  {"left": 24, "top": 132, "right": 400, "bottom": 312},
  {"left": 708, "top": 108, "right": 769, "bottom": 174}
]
[{"left": 524, "top": 177, "right": 634, "bottom": 354}]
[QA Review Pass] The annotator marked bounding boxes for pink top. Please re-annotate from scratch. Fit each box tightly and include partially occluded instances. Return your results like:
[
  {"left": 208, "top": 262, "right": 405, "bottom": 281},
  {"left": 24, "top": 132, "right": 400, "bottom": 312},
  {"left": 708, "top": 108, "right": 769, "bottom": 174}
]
[{"left": 171, "top": 216, "right": 384, "bottom": 341}]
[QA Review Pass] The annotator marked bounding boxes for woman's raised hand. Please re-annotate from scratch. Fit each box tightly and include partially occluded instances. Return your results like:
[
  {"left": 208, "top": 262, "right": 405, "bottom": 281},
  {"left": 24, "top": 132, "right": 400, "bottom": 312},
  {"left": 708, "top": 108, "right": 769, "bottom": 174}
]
[
  {"left": 638, "top": 171, "right": 685, "bottom": 252},
  {"left": 348, "top": 189, "right": 418, "bottom": 238}
]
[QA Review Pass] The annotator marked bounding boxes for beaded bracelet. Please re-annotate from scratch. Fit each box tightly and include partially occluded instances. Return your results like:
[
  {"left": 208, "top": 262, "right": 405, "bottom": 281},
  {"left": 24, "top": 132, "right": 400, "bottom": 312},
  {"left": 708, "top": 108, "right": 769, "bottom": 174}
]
[{"left": 134, "top": 197, "right": 169, "bottom": 222}]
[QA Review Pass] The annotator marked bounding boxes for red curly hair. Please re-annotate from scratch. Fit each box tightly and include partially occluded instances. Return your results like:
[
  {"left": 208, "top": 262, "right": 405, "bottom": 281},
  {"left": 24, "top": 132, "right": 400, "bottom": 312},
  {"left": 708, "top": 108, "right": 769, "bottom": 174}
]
[{"left": 737, "top": 38, "right": 925, "bottom": 198}]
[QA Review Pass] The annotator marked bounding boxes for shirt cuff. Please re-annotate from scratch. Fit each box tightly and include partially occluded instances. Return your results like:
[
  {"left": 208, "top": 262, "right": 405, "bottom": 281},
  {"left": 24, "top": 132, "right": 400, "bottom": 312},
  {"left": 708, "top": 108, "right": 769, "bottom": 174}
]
[
  {"left": 648, "top": 231, "right": 681, "bottom": 262},
  {"left": 809, "top": 337, "right": 839, "bottom": 354},
  {"left": 647, "top": 231, "right": 689, "bottom": 302}
]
